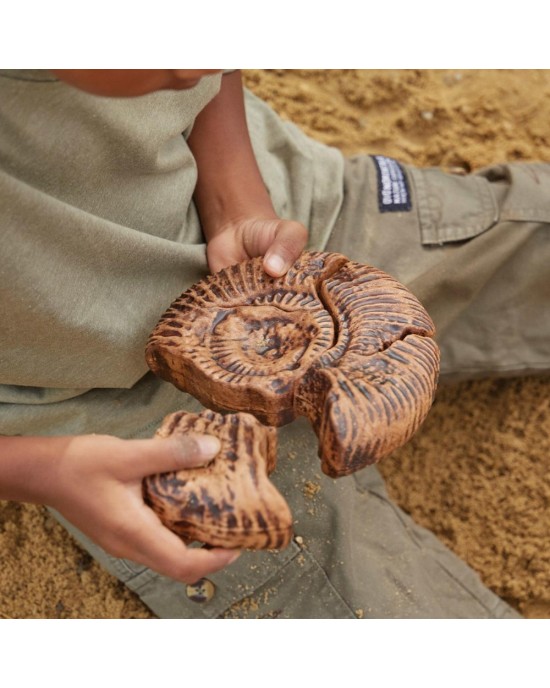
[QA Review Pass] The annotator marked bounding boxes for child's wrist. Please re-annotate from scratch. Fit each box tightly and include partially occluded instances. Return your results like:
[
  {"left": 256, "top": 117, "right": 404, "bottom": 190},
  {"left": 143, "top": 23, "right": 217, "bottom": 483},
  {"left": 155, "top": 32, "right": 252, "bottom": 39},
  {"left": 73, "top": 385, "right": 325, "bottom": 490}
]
[{"left": 0, "top": 435, "right": 67, "bottom": 504}]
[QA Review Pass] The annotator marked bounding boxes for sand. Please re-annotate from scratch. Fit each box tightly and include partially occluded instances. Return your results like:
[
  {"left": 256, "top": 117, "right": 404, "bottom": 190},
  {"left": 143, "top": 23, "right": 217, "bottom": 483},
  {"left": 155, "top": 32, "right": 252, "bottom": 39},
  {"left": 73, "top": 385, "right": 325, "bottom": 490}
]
[{"left": 1, "top": 70, "right": 549, "bottom": 619}]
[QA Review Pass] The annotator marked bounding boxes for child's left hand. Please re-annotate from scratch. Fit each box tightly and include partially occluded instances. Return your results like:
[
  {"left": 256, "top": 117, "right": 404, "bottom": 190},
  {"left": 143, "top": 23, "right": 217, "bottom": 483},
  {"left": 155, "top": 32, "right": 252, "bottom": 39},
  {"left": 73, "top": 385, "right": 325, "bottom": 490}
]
[{"left": 206, "top": 215, "right": 308, "bottom": 277}]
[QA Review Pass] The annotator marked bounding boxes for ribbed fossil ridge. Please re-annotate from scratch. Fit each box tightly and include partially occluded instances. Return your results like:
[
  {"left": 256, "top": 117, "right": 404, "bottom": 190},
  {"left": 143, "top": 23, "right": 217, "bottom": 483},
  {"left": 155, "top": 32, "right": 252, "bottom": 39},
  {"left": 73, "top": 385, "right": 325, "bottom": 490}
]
[
  {"left": 143, "top": 410, "right": 292, "bottom": 549},
  {"left": 146, "top": 251, "right": 440, "bottom": 478}
]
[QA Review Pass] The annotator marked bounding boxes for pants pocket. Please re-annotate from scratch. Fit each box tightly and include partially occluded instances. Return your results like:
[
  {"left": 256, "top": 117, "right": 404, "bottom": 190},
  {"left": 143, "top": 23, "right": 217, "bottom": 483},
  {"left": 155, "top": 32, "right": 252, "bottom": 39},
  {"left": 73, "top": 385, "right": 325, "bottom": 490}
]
[
  {"left": 410, "top": 162, "right": 550, "bottom": 247},
  {"left": 477, "top": 162, "right": 550, "bottom": 223},
  {"left": 409, "top": 166, "right": 499, "bottom": 245}
]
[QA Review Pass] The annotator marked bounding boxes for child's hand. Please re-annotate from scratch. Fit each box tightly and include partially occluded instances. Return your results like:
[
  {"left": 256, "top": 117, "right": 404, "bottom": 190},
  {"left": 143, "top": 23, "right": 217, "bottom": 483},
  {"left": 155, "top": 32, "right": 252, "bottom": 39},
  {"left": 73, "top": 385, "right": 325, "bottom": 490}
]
[
  {"left": 46, "top": 433, "right": 241, "bottom": 583},
  {"left": 206, "top": 216, "right": 308, "bottom": 277},
  {"left": 187, "top": 71, "right": 308, "bottom": 278}
]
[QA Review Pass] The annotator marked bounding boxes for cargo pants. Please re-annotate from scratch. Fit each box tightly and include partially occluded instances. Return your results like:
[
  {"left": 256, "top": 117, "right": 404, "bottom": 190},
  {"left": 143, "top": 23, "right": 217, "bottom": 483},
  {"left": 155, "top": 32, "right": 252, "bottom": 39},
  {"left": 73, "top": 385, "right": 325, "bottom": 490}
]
[{"left": 55, "top": 157, "right": 550, "bottom": 618}]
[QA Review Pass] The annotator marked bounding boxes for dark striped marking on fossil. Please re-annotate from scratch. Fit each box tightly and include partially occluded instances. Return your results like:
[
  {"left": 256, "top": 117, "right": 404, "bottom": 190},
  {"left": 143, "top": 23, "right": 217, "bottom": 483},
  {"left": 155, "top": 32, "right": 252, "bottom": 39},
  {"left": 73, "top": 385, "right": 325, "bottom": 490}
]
[
  {"left": 146, "top": 251, "right": 440, "bottom": 479},
  {"left": 143, "top": 410, "right": 292, "bottom": 550}
]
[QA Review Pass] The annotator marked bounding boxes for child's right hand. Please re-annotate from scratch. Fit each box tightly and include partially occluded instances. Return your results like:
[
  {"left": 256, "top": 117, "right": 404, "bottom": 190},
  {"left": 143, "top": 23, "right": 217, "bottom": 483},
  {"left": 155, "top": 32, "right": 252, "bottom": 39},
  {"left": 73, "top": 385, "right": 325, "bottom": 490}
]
[
  {"left": 206, "top": 215, "right": 308, "bottom": 278},
  {"left": 44, "top": 433, "right": 241, "bottom": 583}
]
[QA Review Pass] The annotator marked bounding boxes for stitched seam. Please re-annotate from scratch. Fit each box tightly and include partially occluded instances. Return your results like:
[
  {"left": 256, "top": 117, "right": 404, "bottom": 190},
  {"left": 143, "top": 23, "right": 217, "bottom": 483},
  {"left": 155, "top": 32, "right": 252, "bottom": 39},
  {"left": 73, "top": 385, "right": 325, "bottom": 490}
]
[
  {"left": 299, "top": 550, "right": 358, "bottom": 618},
  {"left": 204, "top": 545, "right": 301, "bottom": 618},
  {"left": 216, "top": 547, "right": 357, "bottom": 619},
  {"left": 500, "top": 209, "right": 550, "bottom": 222},
  {"left": 111, "top": 560, "right": 158, "bottom": 589},
  {"left": 436, "top": 220, "right": 495, "bottom": 242},
  {"left": 408, "top": 168, "right": 437, "bottom": 243},
  {"left": 411, "top": 168, "right": 501, "bottom": 244},
  {"left": 437, "top": 177, "right": 499, "bottom": 242}
]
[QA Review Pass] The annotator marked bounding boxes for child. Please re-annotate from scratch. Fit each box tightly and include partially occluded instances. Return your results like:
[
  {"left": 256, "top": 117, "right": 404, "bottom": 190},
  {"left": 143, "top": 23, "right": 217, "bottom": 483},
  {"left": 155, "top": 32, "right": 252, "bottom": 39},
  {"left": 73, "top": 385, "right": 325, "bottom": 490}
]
[{"left": 1, "top": 69, "right": 548, "bottom": 618}]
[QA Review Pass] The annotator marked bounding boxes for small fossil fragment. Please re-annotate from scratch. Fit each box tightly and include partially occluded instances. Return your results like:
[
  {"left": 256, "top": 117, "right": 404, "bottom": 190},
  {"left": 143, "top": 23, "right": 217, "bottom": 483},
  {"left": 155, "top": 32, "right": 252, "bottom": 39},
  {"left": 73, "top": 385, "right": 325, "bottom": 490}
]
[
  {"left": 143, "top": 410, "right": 292, "bottom": 550},
  {"left": 146, "top": 251, "right": 440, "bottom": 478}
]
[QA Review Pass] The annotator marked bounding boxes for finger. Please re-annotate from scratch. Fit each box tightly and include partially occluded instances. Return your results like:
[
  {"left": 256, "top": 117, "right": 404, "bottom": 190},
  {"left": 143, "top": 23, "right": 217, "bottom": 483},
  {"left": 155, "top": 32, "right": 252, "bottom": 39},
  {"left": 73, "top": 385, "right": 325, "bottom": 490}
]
[
  {"left": 206, "top": 237, "right": 246, "bottom": 274},
  {"left": 107, "top": 500, "right": 241, "bottom": 583},
  {"left": 263, "top": 220, "right": 308, "bottom": 277},
  {"left": 118, "top": 434, "right": 221, "bottom": 480},
  {"left": 139, "top": 531, "right": 241, "bottom": 584}
]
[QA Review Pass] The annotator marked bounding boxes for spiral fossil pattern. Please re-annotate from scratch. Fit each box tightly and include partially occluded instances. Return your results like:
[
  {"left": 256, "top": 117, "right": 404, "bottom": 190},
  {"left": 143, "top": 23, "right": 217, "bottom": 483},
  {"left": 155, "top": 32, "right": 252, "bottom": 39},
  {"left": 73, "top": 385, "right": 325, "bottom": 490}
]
[
  {"left": 143, "top": 409, "right": 292, "bottom": 550},
  {"left": 146, "top": 251, "right": 440, "bottom": 479}
]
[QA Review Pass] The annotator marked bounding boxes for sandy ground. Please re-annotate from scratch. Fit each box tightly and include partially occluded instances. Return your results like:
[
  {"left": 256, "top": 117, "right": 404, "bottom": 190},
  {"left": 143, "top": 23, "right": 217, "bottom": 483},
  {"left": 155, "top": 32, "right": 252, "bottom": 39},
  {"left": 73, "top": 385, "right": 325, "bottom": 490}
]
[{"left": 1, "top": 69, "right": 549, "bottom": 619}]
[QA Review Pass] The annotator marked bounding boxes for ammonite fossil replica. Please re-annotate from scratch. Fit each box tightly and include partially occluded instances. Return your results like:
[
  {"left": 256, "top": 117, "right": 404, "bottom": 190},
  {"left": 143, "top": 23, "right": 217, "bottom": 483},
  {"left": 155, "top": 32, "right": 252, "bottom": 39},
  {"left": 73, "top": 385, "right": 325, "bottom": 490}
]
[
  {"left": 143, "top": 409, "right": 293, "bottom": 550},
  {"left": 146, "top": 251, "right": 440, "bottom": 479}
]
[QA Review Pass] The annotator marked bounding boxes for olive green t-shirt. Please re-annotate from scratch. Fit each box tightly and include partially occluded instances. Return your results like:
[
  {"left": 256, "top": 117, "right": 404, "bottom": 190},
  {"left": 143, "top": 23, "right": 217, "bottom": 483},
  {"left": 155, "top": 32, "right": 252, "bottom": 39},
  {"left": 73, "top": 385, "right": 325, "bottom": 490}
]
[{"left": 0, "top": 70, "right": 344, "bottom": 437}]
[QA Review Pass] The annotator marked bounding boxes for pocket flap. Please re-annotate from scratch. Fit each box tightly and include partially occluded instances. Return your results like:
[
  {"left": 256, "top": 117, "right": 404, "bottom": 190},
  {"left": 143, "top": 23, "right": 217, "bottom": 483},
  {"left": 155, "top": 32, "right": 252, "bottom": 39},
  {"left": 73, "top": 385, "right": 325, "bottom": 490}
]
[
  {"left": 479, "top": 163, "right": 550, "bottom": 223},
  {"left": 411, "top": 167, "right": 499, "bottom": 245}
]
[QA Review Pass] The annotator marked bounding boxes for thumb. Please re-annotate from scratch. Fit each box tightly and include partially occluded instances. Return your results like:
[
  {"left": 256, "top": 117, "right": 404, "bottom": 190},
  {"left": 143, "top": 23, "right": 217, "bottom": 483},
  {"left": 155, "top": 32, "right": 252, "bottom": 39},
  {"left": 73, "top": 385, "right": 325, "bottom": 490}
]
[
  {"left": 263, "top": 220, "right": 308, "bottom": 277},
  {"left": 120, "top": 434, "right": 221, "bottom": 480}
]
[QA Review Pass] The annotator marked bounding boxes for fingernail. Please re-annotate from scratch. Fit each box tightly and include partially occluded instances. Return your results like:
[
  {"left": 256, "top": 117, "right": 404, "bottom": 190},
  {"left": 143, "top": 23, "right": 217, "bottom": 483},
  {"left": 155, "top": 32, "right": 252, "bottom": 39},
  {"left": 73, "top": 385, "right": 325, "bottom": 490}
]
[
  {"left": 264, "top": 254, "right": 286, "bottom": 276},
  {"left": 227, "top": 550, "right": 241, "bottom": 565},
  {"left": 202, "top": 543, "right": 241, "bottom": 563},
  {"left": 195, "top": 435, "right": 221, "bottom": 458},
  {"left": 173, "top": 435, "right": 221, "bottom": 467}
]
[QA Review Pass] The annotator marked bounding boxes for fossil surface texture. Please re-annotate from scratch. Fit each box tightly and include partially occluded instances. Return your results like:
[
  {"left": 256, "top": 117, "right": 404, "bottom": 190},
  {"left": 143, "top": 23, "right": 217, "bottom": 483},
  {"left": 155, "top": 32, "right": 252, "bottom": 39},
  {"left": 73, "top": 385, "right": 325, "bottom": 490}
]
[
  {"left": 143, "top": 409, "right": 292, "bottom": 549},
  {"left": 146, "top": 251, "right": 440, "bottom": 477}
]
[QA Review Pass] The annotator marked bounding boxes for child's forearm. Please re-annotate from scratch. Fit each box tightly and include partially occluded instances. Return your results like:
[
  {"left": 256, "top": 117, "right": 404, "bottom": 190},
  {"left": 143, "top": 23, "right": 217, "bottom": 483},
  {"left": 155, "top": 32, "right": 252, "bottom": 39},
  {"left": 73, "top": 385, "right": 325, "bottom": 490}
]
[
  {"left": 188, "top": 70, "right": 277, "bottom": 238},
  {"left": 0, "top": 435, "right": 66, "bottom": 504},
  {"left": 188, "top": 70, "right": 308, "bottom": 277}
]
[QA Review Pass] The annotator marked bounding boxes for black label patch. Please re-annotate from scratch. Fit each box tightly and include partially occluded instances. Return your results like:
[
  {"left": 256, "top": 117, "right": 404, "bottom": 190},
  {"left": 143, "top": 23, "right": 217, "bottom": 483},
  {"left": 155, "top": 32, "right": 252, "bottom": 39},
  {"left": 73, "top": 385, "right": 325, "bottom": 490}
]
[{"left": 372, "top": 155, "right": 412, "bottom": 212}]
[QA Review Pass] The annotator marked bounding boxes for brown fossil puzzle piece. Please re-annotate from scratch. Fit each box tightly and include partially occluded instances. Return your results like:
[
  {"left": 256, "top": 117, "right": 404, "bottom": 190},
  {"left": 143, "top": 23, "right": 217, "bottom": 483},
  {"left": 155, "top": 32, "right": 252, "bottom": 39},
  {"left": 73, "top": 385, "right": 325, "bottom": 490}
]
[
  {"left": 293, "top": 260, "right": 440, "bottom": 476},
  {"left": 146, "top": 251, "right": 346, "bottom": 426},
  {"left": 143, "top": 410, "right": 293, "bottom": 549},
  {"left": 146, "top": 251, "right": 441, "bottom": 478}
]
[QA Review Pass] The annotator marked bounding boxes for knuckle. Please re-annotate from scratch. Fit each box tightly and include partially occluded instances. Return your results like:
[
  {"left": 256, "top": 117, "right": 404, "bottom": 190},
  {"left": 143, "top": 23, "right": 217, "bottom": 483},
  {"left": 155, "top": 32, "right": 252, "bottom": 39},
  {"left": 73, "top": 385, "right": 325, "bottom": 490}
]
[
  {"left": 280, "top": 222, "right": 308, "bottom": 247},
  {"left": 101, "top": 536, "right": 130, "bottom": 560}
]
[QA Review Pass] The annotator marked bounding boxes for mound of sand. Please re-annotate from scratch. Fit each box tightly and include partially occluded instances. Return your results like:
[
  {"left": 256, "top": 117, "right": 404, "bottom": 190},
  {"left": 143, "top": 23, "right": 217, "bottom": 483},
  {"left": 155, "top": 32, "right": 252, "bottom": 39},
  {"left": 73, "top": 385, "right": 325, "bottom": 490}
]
[{"left": 1, "top": 70, "right": 549, "bottom": 618}]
